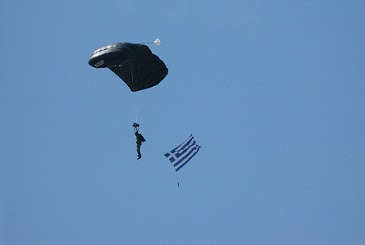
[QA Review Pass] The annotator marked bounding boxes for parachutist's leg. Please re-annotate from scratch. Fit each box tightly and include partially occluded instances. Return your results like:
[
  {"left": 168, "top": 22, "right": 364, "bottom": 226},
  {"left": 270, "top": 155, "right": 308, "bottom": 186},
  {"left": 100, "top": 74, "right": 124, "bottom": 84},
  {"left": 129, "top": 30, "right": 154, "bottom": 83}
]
[{"left": 137, "top": 144, "right": 141, "bottom": 159}]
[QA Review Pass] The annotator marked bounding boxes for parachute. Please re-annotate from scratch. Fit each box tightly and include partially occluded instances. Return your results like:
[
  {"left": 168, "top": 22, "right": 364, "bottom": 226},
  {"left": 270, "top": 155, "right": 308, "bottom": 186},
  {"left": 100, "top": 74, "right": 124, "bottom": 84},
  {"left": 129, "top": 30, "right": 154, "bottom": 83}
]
[{"left": 88, "top": 40, "right": 168, "bottom": 92}]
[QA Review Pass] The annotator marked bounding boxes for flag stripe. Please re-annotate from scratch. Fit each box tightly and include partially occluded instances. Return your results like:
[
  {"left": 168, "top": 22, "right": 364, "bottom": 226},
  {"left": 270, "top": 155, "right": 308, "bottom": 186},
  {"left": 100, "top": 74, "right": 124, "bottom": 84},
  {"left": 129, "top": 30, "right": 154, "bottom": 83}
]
[
  {"left": 174, "top": 146, "right": 200, "bottom": 171},
  {"left": 172, "top": 144, "right": 199, "bottom": 167},
  {"left": 172, "top": 140, "right": 196, "bottom": 159},
  {"left": 171, "top": 134, "right": 193, "bottom": 153}
]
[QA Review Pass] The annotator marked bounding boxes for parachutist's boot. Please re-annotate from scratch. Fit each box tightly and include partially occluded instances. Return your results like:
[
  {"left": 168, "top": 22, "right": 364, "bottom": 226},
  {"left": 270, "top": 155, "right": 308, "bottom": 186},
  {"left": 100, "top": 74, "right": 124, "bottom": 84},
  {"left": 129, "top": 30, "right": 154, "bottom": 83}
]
[{"left": 137, "top": 155, "right": 141, "bottom": 160}]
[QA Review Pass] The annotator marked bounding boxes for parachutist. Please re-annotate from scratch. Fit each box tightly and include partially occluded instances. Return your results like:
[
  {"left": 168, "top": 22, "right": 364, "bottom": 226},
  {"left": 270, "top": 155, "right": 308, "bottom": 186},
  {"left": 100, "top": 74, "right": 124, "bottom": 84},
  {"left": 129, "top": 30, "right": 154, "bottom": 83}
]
[{"left": 133, "top": 123, "right": 145, "bottom": 160}]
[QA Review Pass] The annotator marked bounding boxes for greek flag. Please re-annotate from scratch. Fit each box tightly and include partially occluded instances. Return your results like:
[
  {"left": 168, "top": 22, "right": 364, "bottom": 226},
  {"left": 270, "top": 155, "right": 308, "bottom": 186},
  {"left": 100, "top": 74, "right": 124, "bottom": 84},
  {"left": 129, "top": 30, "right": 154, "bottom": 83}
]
[{"left": 164, "top": 134, "right": 201, "bottom": 171}]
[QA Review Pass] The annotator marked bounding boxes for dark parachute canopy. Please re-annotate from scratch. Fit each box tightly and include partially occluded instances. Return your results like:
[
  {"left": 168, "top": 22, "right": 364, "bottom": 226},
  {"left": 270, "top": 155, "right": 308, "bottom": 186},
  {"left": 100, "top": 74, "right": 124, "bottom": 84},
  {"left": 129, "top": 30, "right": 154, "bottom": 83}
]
[{"left": 88, "top": 41, "right": 168, "bottom": 92}]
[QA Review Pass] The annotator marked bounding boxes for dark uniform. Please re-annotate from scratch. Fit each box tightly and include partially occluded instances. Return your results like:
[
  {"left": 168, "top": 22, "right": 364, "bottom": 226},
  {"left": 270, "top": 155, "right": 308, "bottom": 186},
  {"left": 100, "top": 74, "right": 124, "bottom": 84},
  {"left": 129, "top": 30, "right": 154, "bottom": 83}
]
[
  {"left": 135, "top": 132, "right": 146, "bottom": 159},
  {"left": 133, "top": 123, "right": 145, "bottom": 160}
]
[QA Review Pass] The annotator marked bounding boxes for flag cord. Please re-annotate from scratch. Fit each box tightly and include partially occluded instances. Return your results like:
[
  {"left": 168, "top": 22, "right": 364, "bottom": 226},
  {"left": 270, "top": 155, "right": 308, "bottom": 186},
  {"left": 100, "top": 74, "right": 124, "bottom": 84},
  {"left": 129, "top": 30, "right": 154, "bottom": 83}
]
[
  {"left": 144, "top": 146, "right": 161, "bottom": 155},
  {"left": 144, "top": 146, "right": 180, "bottom": 188},
  {"left": 175, "top": 172, "right": 180, "bottom": 188}
]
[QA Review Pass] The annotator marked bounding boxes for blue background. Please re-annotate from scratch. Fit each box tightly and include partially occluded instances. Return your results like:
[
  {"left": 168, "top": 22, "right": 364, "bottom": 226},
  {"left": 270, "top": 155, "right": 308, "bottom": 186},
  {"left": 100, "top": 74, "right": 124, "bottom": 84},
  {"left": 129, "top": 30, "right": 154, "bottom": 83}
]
[{"left": 1, "top": 0, "right": 365, "bottom": 244}]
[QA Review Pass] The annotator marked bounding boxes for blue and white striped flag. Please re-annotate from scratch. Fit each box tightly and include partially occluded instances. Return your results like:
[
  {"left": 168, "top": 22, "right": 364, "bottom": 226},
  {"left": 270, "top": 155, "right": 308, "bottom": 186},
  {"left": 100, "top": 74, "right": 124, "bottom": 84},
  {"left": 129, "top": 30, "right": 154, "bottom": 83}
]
[{"left": 164, "top": 134, "right": 201, "bottom": 171}]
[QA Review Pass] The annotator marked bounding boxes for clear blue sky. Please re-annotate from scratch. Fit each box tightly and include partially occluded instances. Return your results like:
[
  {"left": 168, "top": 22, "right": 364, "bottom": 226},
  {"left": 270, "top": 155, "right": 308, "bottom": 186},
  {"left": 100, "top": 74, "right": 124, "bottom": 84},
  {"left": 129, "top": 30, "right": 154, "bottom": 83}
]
[{"left": 1, "top": 0, "right": 365, "bottom": 244}]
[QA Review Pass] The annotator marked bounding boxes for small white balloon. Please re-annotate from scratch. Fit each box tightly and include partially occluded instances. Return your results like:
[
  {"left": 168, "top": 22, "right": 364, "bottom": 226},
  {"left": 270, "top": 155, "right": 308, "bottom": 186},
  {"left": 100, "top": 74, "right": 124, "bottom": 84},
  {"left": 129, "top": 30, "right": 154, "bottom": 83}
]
[{"left": 153, "top": 38, "right": 161, "bottom": 45}]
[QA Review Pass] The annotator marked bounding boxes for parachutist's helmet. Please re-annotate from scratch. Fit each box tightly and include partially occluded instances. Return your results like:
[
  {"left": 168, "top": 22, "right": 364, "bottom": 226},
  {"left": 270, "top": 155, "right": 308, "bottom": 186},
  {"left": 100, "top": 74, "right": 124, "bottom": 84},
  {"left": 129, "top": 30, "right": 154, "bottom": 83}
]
[{"left": 133, "top": 123, "right": 140, "bottom": 128}]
